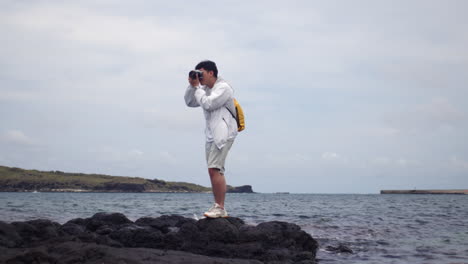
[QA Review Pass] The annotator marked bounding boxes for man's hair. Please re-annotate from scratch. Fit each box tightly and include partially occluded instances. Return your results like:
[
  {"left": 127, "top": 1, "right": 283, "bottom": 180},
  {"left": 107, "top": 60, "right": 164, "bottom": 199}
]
[{"left": 195, "top": 60, "right": 218, "bottom": 77}]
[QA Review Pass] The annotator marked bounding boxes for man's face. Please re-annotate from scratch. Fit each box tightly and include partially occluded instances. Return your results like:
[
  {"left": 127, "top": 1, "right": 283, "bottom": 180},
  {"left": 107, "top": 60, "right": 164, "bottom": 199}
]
[{"left": 198, "top": 68, "right": 212, "bottom": 86}]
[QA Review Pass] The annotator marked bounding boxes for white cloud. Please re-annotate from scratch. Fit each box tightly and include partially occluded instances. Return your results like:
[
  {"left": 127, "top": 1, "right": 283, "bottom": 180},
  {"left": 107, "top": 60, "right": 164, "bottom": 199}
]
[
  {"left": 0, "top": 91, "right": 38, "bottom": 102},
  {"left": 2, "top": 5, "right": 190, "bottom": 53},
  {"left": 320, "top": 152, "right": 352, "bottom": 167},
  {"left": 370, "top": 157, "right": 419, "bottom": 168},
  {"left": 155, "top": 151, "right": 176, "bottom": 166},
  {"left": 372, "top": 157, "right": 392, "bottom": 166},
  {"left": 321, "top": 152, "right": 339, "bottom": 160},
  {"left": 449, "top": 156, "right": 468, "bottom": 170},
  {"left": 128, "top": 149, "right": 144, "bottom": 157},
  {"left": 89, "top": 147, "right": 147, "bottom": 163},
  {"left": 142, "top": 108, "right": 201, "bottom": 130},
  {"left": 385, "top": 98, "right": 466, "bottom": 134},
  {"left": 1, "top": 130, "right": 35, "bottom": 146},
  {"left": 1, "top": 1, "right": 468, "bottom": 192}
]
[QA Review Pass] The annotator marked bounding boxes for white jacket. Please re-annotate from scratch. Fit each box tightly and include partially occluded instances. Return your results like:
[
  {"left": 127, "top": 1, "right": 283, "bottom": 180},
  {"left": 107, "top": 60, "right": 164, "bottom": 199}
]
[{"left": 184, "top": 77, "right": 238, "bottom": 149}]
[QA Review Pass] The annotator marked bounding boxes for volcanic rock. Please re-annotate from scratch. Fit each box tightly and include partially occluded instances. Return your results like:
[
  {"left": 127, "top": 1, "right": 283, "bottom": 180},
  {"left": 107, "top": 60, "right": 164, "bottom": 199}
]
[{"left": 0, "top": 212, "right": 319, "bottom": 264}]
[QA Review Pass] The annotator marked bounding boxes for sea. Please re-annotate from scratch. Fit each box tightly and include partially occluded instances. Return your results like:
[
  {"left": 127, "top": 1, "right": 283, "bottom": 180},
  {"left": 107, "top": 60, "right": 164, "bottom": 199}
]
[{"left": 1, "top": 192, "right": 467, "bottom": 264}]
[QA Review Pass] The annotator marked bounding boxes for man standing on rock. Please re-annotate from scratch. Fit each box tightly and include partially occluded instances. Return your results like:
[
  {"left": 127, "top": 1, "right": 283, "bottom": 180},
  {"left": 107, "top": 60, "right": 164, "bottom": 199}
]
[{"left": 184, "top": 60, "right": 238, "bottom": 218}]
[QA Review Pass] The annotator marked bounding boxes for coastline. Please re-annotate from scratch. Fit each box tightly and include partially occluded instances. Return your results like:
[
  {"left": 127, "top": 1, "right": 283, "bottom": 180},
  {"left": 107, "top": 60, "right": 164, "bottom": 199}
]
[
  {"left": 0, "top": 165, "right": 255, "bottom": 194},
  {"left": 2, "top": 189, "right": 214, "bottom": 193}
]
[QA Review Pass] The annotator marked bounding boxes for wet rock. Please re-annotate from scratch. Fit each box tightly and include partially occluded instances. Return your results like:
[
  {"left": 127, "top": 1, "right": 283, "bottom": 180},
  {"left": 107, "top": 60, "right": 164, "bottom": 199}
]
[
  {"left": 60, "top": 222, "right": 86, "bottom": 236},
  {"left": 225, "top": 216, "right": 245, "bottom": 228},
  {"left": 0, "top": 221, "right": 22, "bottom": 248},
  {"left": 1, "top": 213, "right": 319, "bottom": 264},
  {"left": 135, "top": 214, "right": 195, "bottom": 233},
  {"left": 11, "top": 219, "right": 62, "bottom": 245},
  {"left": 5, "top": 250, "right": 58, "bottom": 264},
  {"left": 3, "top": 241, "right": 264, "bottom": 264},
  {"left": 197, "top": 217, "right": 240, "bottom": 243},
  {"left": 111, "top": 225, "right": 164, "bottom": 248},
  {"left": 95, "top": 225, "right": 114, "bottom": 235},
  {"left": 85, "top": 212, "right": 132, "bottom": 231}
]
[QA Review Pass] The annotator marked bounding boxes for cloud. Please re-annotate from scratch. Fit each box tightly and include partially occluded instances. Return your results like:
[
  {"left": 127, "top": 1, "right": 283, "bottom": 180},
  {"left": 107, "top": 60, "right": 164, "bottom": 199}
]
[
  {"left": 155, "top": 151, "right": 176, "bottom": 166},
  {"left": 321, "top": 152, "right": 351, "bottom": 164},
  {"left": 1, "top": 130, "right": 35, "bottom": 146},
  {"left": 1, "top": 1, "right": 468, "bottom": 192},
  {"left": 88, "top": 146, "right": 177, "bottom": 167},
  {"left": 370, "top": 157, "right": 419, "bottom": 168},
  {"left": 449, "top": 156, "right": 468, "bottom": 170},
  {"left": 0, "top": 3, "right": 220, "bottom": 106},
  {"left": 89, "top": 147, "right": 147, "bottom": 162},
  {"left": 321, "top": 152, "right": 340, "bottom": 160},
  {"left": 385, "top": 98, "right": 466, "bottom": 134},
  {"left": 372, "top": 157, "right": 392, "bottom": 166},
  {"left": 142, "top": 108, "right": 201, "bottom": 130},
  {"left": 128, "top": 149, "right": 144, "bottom": 158},
  {"left": 2, "top": 5, "right": 192, "bottom": 53}
]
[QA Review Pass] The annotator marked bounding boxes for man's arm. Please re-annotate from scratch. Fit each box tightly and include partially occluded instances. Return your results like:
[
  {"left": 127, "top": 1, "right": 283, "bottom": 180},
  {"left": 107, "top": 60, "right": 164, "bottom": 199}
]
[
  {"left": 184, "top": 77, "right": 201, "bottom": 107},
  {"left": 184, "top": 85, "right": 200, "bottom": 107},
  {"left": 194, "top": 84, "right": 233, "bottom": 111}
]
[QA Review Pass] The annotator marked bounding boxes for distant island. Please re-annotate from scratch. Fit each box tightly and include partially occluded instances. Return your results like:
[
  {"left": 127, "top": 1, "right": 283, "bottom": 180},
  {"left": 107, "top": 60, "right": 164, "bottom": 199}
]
[
  {"left": 381, "top": 189, "right": 468, "bottom": 195},
  {"left": 0, "top": 165, "right": 254, "bottom": 193}
]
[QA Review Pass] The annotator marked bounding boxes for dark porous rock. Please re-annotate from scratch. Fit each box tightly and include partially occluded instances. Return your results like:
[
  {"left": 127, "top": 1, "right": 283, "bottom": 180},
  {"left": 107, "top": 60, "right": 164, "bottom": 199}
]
[
  {"left": 5, "top": 249, "right": 59, "bottom": 264},
  {"left": 85, "top": 212, "right": 133, "bottom": 231},
  {"left": 60, "top": 222, "right": 86, "bottom": 236},
  {"left": 196, "top": 217, "right": 240, "bottom": 243},
  {"left": 111, "top": 225, "right": 164, "bottom": 248},
  {"left": 0, "top": 221, "right": 22, "bottom": 248},
  {"left": 135, "top": 214, "right": 195, "bottom": 233},
  {"left": 11, "top": 219, "right": 62, "bottom": 246},
  {"left": 2, "top": 241, "right": 264, "bottom": 264},
  {"left": 1, "top": 213, "right": 319, "bottom": 264}
]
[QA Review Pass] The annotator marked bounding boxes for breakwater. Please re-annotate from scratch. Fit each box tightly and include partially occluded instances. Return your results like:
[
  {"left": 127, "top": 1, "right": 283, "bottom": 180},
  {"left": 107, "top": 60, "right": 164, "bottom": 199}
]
[{"left": 381, "top": 189, "right": 468, "bottom": 194}]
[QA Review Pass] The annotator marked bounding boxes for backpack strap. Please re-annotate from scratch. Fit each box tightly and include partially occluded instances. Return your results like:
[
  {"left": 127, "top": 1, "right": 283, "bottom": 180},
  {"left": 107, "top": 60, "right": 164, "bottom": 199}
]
[
  {"left": 226, "top": 105, "right": 236, "bottom": 119},
  {"left": 225, "top": 99, "right": 237, "bottom": 120}
]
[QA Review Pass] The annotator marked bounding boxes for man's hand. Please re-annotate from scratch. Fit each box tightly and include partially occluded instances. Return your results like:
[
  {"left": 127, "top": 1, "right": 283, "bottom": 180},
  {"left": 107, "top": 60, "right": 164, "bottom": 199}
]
[{"left": 188, "top": 77, "right": 200, "bottom": 87}]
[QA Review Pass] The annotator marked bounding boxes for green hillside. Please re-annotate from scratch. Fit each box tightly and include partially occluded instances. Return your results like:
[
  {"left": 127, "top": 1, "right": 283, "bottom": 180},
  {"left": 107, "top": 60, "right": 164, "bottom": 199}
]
[{"left": 0, "top": 165, "right": 211, "bottom": 193}]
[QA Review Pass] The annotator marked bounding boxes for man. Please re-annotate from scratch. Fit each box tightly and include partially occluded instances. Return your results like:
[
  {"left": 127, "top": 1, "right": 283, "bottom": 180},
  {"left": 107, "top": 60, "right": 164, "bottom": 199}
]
[{"left": 184, "top": 60, "right": 238, "bottom": 218}]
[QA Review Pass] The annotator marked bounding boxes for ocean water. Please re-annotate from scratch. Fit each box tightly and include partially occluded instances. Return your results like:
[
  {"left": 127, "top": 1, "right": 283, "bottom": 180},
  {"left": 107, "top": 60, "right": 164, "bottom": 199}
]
[{"left": 1, "top": 192, "right": 467, "bottom": 264}]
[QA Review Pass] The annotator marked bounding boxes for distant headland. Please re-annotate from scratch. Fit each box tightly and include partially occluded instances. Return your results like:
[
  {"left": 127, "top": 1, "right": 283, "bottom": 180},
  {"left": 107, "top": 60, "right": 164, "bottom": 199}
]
[
  {"left": 0, "top": 165, "right": 254, "bottom": 193},
  {"left": 381, "top": 189, "right": 468, "bottom": 195}
]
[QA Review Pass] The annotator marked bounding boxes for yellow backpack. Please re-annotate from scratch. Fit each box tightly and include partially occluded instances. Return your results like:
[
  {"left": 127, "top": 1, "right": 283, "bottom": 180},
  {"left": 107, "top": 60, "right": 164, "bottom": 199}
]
[{"left": 227, "top": 98, "right": 245, "bottom": 132}]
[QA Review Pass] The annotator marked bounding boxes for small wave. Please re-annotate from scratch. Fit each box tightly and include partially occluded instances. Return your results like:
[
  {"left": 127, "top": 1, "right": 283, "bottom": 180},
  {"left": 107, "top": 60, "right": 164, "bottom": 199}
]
[
  {"left": 376, "top": 240, "right": 390, "bottom": 246},
  {"left": 382, "top": 254, "right": 403, "bottom": 259},
  {"left": 272, "top": 213, "right": 285, "bottom": 217},
  {"left": 415, "top": 219, "right": 429, "bottom": 225}
]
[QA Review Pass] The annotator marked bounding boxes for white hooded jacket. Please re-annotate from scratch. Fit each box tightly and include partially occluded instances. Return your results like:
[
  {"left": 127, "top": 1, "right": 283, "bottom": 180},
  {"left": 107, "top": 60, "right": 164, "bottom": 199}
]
[{"left": 184, "top": 77, "right": 238, "bottom": 149}]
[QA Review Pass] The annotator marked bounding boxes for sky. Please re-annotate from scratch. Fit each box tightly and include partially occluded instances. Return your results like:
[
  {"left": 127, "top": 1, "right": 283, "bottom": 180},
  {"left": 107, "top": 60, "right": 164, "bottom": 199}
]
[{"left": 1, "top": 0, "right": 467, "bottom": 193}]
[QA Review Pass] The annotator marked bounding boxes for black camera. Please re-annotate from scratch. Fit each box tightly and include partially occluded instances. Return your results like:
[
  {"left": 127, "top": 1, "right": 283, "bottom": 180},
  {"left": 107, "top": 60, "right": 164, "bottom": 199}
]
[{"left": 189, "top": 70, "right": 203, "bottom": 81}]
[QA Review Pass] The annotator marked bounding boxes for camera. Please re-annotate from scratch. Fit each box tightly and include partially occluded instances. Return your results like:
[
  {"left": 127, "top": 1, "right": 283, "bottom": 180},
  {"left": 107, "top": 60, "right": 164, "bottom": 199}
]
[{"left": 189, "top": 70, "right": 203, "bottom": 81}]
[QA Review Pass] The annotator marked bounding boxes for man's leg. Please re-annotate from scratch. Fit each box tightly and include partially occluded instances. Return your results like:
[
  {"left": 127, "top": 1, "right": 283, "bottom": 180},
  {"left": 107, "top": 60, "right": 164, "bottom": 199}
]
[
  {"left": 205, "top": 140, "right": 234, "bottom": 216},
  {"left": 208, "top": 168, "right": 226, "bottom": 208}
]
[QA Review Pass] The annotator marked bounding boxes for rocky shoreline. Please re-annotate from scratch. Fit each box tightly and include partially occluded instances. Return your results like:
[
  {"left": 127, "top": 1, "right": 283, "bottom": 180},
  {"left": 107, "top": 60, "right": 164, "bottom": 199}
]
[
  {"left": 0, "top": 213, "right": 318, "bottom": 264},
  {"left": 0, "top": 165, "right": 255, "bottom": 193}
]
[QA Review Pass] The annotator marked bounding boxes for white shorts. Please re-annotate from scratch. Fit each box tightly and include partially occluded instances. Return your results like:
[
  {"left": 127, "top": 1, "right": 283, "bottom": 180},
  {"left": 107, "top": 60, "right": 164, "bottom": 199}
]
[{"left": 205, "top": 140, "right": 234, "bottom": 174}]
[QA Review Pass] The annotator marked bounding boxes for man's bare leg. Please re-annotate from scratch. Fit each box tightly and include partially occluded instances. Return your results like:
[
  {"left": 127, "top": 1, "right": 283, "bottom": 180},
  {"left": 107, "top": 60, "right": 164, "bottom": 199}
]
[{"left": 208, "top": 168, "right": 226, "bottom": 208}]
